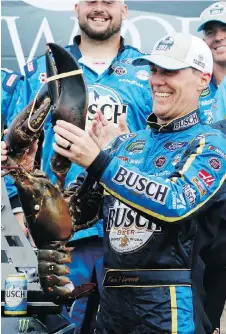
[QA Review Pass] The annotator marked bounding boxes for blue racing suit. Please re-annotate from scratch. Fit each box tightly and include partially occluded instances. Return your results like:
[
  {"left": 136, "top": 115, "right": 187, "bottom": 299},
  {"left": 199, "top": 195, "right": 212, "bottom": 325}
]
[
  {"left": 22, "top": 36, "right": 153, "bottom": 331},
  {"left": 210, "top": 76, "right": 226, "bottom": 120},
  {"left": 199, "top": 76, "right": 226, "bottom": 332},
  {"left": 1, "top": 68, "right": 25, "bottom": 211},
  {"left": 80, "top": 109, "right": 226, "bottom": 334},
  {"left": 199, "top": 76, "right": 226, "bottom": 124}
]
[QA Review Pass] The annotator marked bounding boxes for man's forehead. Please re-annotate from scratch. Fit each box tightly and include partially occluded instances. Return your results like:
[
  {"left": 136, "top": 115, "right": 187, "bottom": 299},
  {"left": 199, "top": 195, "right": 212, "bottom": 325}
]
[{"left": 204, "top": 20, "right": 226, "bottom": 31}]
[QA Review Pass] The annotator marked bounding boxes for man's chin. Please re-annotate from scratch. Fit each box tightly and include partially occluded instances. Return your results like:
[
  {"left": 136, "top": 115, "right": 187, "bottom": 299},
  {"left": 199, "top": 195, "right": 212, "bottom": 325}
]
[
  {"left": 213, "top": 55, "right": 226, "bottom": 65},
  {"left": 87, "top": 32, "right": 113, "bottom": 41},
  {"left": 80, "top": 22, "right": 121, "bottom": 41},
  {"left": 153, "top": 111, "right": 169, "bottom": 121}
]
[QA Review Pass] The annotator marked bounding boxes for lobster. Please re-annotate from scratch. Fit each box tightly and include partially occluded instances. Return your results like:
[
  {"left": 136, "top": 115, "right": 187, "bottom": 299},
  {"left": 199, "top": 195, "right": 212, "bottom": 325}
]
[{"left": 2, "top": 43, "right": 102, "bottom": 304}]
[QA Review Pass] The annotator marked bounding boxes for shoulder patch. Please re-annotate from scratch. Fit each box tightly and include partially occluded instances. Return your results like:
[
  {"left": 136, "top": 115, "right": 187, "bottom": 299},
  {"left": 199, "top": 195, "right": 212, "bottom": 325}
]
[
  {"left": 24, "top": 59, "right": 38, "bottom": 77},
  {"left": 6, "top": 74, "right": 18, "bottom": 87},
  {"left": 2, "top": 71, "right": 23, "bottom": 95}
]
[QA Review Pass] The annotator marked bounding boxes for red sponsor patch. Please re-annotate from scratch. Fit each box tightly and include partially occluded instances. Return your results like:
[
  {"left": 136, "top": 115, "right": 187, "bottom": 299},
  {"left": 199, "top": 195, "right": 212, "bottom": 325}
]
[
  {"left": 208, "top": 145, "right": 215, "bottom": 151},
  {"left": 208, "top": 157, "right": 221, "bottom": 171},
  {"left": 154, "top": 156, "right": 167, "bottom": 168},
  {"left": 6, "top": 74, "right": 17, "bottom": 87},
  {"left": 198, "top": 169, "right": 215, "bottom": 188},
  {"left": 118, "top": 156, "right": 129, "bottom": 162},
  {"left": 39, "top": 72, "right": 47, "bottom": 83}
]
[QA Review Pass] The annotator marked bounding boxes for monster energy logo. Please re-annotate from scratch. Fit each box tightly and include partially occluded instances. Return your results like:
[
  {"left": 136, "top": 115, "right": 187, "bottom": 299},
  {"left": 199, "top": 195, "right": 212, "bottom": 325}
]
[
  {"left": 200, "top": 87, "right": 210, "bottom": 97},
  {"left": 125, "top": 140, "right": 146, "bottom": 154},
  {"left": 18, "top": 319, "right": 29, "bottom": 332}
]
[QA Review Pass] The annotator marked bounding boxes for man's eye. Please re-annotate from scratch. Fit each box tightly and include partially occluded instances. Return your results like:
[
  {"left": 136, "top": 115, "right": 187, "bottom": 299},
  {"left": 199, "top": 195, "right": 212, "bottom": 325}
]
[
  {"left": 164, "top": 70, "right": 178, "bottom": 76},
  {"left": 103, "top": 1, "right": 114, "bottom": 4},
  {"left": 150, "top": 67, "right": 157, "bottom": 74},
  {"left": 205, "top": 30, "right": 214, "bottom": 36}
]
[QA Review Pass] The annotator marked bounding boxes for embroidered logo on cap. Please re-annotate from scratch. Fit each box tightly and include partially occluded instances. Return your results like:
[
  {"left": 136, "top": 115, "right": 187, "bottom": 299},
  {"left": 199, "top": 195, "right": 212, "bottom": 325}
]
[
  {"left": 210, "top": 3, "right": 224, "bottom": 15},
  {"left": 156, "top": 36, "right": 174, "bottom": 51}
]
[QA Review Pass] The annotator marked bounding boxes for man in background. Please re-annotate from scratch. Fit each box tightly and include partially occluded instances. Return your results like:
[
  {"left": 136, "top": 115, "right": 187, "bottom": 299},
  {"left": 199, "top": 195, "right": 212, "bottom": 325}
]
[
  {"left": 198, "top": 1, "right": 226, "bottom": 124},
  {"left": 197, "top": 2, "right": 226, "bottom": 333}
]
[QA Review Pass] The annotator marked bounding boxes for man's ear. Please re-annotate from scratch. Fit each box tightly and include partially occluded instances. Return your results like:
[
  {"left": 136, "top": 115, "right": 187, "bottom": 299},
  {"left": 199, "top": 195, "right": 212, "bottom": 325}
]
[
  {"left": 74, "top": 3, "right": 79, "bottom": 19},
  {"left": 198, "top": 73, "right": 211, "bottom": 92},
  {"left": 122, "top": 4, "right": 128, "bottom": 20}
]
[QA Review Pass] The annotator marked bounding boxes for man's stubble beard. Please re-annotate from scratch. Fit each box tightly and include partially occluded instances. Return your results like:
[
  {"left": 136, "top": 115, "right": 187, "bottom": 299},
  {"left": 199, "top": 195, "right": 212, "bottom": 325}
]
[
  {"left": 214, "top": 57, "right": 226, "bottom": 68},
  {"left": 79, "top": 18, "right": 122, "bottom": 41}
]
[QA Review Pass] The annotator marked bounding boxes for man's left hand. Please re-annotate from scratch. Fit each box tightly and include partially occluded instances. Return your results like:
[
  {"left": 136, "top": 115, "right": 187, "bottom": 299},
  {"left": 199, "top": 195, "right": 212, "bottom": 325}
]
[
  {"left": 53, "top": 120, "right": 100, "bottom": 168},
  {"left": 89, "top": 110, "right": 129, "bottom": 149}
]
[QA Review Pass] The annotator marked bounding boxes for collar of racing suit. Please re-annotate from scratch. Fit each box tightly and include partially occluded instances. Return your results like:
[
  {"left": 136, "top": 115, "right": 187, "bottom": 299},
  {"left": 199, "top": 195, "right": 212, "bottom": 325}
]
[{"left": 147, "top": 109, "right": 201, "bottom": 133}]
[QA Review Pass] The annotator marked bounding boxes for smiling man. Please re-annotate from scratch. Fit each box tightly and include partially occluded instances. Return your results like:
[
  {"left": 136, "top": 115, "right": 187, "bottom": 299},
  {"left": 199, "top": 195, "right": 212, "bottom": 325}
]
[
  {"left": 77, "top": 0, "right": 125, "bottom": 41},
  {"left": 198, "top": 1, "right": 226, "bottom": 124},
  {"left": 33, "top": 32, "right": 226, "bottom": 333}
]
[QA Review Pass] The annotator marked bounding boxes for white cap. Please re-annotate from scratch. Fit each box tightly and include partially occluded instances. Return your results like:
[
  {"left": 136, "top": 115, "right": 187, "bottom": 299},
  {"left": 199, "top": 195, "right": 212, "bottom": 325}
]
[
  {"left": 133, "top": 33, "right": 213, "bottom": 75},
  {"left": 197, "top": 2, "right": 226, "bottom": 32}
]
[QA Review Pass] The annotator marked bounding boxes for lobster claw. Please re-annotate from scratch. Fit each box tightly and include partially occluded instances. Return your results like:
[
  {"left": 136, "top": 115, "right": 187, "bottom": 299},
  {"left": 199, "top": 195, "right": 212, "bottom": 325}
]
[
  {"left": 45, "top": 43, "right": 88, "bottom": 188},
  {"left": 5, "top": 48, "right": 60, "bottom": 159},
  {"left": 5, "top": 86, "right": 51, "bottom": 159},
  {"left": 46, "top": 43, "right": 87, "bottom": 129}
]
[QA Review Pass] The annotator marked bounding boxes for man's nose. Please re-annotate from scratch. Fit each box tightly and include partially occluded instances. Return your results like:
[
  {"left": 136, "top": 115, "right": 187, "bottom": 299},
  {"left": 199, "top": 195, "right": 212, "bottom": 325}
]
[
  {"left": 215, "top": 30, "right": 226, "bottom": 42},
  {"left": 93, "top": 1, "right": 105, "bottom": 11},
  {"left": 150, "top": 74, "right": 166, "bottom": 86}
]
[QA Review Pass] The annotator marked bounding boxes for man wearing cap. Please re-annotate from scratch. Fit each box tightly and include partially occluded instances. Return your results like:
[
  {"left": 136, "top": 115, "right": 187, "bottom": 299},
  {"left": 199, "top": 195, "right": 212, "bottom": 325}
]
[
  {"left": 197, "top": 3, "right": 226, "bottom": 333},
  {"left": 198, "top": 1, "right": 226, "bottom": 124},
  {"left": 33, "top": 32, "right": 226, "bottom": 333}
]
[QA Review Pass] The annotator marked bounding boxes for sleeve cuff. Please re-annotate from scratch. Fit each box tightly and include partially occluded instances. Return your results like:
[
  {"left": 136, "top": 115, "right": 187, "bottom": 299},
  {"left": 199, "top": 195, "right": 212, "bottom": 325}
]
[
  {"left": 86, "top": 150, "right": 112, "bottom": 181},
  {"left": 12, "top": 207, "right": 23, "bottom": 214}
]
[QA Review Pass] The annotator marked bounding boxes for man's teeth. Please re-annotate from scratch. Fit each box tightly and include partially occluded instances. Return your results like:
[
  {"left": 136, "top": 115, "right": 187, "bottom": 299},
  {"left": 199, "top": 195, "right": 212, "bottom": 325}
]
[
  {"left": 216, "top": 45, "right": 226, "bottom": 50},
  {"left": 92, "top": 18, "right": 107, "bottom": 22},
  {"left": 155, "top": 92, "right": 172, "bottom": 98}
]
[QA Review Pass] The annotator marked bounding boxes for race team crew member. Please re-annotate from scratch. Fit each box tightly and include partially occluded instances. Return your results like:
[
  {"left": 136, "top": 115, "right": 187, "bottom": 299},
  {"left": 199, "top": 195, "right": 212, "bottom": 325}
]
[
  {"left": 198, "top": 1, "right": 226, "bottom": 123},
  {"left": 197, "top": 3, "right": 226, "bottom": 333},
  {"left": 41, "top": 33, "right": 226, "bottom": 333},
  {"left": 12, "top": 0, "right": 152, "bottom": 331}
]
